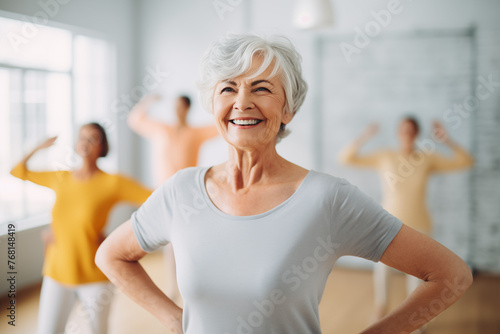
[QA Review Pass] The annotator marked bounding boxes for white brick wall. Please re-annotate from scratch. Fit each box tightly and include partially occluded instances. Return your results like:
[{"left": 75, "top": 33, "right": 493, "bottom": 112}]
[
  {"left": 319, "top": 29, "right": 482, "bottom": 267},
  {"left": 470, "top": 28, "right": 500, "bottom": 272}
]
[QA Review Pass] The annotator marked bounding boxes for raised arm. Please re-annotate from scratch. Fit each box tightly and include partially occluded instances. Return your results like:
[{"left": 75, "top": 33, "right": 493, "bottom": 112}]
[
  {"left": 361, "top": 225, "right": 472, "bottom": 333},
  {"left": 127, "top": 94, "right": 167, "bottom": 139},
  {"left": 430, "top": 121, "right": 474, "bottom": 172},
  {"left": 95, "top": 220, "right": 183, "bottom": 333},
  {"left": 10, "top": 136, "right": 57, "bottom": 185},
  {"left": 197, "top": 124, "right": 220, "bottom": 142},
  {"left": 338, "top": 123, "right": 381, "bottom": 168}
]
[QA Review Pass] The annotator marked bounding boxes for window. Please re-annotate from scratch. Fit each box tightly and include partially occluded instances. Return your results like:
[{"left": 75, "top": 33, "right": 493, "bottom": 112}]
[{"left": 0, "top": 15, "right": 115, "bottom": 230}]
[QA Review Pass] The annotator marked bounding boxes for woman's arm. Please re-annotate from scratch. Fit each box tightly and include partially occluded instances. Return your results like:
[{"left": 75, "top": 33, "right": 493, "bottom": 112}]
[
  {"left": 127, "top": 94, "right": 167, "bottom": 139},
  {"left": 361, "top": 225, "right": 472, "bottom": 333},
  {"left": 430, "top": 121, "right": 474, "bottom": 172},
  {"left": 197, "top": 124, "right": 220, "bottom": 141},
  {"left": 10, "top": 137, "right": 58, "bottom": 184},
  {"left": 11, "top": 136, "right": 57, "bottom": 171},
  {"left": 95, "top": 220, "right": 183, "bottom": 333},
  {"left": 338, "top": 123, "right": 381, "bottom": 168},
  {"left": 117, "top": 175, "right": 153, "bottom": 205}
]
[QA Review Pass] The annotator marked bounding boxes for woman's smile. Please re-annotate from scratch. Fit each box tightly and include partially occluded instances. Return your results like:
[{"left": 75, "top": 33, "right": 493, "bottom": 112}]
[{"left": 229, "top": 117, "right": 264, "bottom": 128}]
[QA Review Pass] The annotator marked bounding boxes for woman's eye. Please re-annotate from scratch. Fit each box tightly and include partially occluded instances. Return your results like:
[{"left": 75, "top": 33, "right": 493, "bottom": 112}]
[
  {"left": 221, "top": 87, "right": 235, "bottom": 93},
  {"left": 254, "top": 87, "right": 271, "bottom": 92}
]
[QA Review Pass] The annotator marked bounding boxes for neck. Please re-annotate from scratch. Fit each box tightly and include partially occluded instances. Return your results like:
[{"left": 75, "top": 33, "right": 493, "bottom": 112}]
[
  {"left": 79, "top": 158, "right": 99, "bottom": 174},
  {"left": 225, "top": 142, "right": 286, "bottom": 191},
  {"left": 176, "top": 117, "right": 187, "bottom": 127},
  {"left": 400, "top": 142, "right": 415, "bottom": 154}
]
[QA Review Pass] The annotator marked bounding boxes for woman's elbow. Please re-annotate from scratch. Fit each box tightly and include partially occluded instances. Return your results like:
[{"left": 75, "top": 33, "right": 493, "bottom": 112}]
[
  {"left": 458, "top": 262, "right": 473, "bottom": 290},
  {"left": 95, "top": 241, "right": 112, "bottom": 274},
  {"left": 440, "top": 259, "right": 473, "bottom": 299}
]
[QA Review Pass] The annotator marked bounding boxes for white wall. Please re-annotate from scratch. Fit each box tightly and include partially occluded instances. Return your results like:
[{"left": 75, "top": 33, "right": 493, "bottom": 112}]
[{"left": 137, "top": 0, "right": 500, "bottom": 271}]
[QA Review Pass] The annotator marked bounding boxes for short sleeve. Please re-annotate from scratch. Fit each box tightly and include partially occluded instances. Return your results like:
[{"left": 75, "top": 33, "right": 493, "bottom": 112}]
[
  {"left": 131, "top": 173, "right": 178, "bottom": 252},
  {"left": 330, "top": 178, "right": 403, "bottom": 262}
]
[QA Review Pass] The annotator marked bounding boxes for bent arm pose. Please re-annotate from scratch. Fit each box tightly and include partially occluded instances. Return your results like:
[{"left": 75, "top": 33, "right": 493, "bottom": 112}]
[
  {"left": 339, "top": 118, "right": 474, "bottom": 324},
  {"left": 11, "top": 124, "right": 151, "bottom": 334},
  {"left": 430, "top": 121, "right": 474, "bottom": 171},
  {"left": 339, "top": 122, "right": 381, "bottom": 167},
  {"left": 362, "top": 225, "right": 472, "bottom": 333},
  {"left": 127, "top": 94, "right": 166, "bottom": 139},
  {"left": 96, "top": 221, "right": 183, "bottom": 333},
  {"left": 98, "top": 34, "right": 471, "bottom": 334},
  {"left": 97, "top": 221, "right": 471, "bottom": 334}
]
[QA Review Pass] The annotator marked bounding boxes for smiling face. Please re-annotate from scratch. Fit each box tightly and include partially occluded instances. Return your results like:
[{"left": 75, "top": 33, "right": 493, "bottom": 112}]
[
  {"left": 212, "top": 56, "right": 291, "bottom": 150},
  {"left": 76, "top": 125, "right": 103, "bottom": 160}
]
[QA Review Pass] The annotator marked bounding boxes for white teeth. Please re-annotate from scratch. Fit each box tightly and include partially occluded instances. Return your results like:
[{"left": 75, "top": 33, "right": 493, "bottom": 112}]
[{"left": 232, "top": 119, "right": 260, "bottom": 125}]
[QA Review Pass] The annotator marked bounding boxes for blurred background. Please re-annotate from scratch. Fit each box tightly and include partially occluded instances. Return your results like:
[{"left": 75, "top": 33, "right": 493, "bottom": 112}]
[{"left": 0, "top": 0, "right": 499, "bottom": 333}]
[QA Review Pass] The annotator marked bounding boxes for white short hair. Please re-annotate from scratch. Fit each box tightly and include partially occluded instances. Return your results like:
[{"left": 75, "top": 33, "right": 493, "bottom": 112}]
[{"left": 198, "top": 33, "right": 308, "bottom": 139}]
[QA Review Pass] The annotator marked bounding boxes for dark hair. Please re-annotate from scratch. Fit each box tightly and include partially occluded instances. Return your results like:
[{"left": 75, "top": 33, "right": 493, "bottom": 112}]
[
  {"left": 84, "top": 122, "right": 109, "bottom": 157},
  {"left": 402, "top": 115, "right": 420, "bottom": 135},
  {"left": 179, "top": 95, "right": 191, "bottom": 108}
]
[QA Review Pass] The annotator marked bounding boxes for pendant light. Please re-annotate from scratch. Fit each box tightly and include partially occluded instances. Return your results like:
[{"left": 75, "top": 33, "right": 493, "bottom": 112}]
[{"left": 292, "top": 0, "right": 334, "bottom": 30}]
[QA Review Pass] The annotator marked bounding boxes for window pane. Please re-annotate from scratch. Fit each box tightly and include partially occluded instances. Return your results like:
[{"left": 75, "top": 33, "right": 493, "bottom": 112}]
[
  {"left": 0, "top": 16, "right": 72, "bottom": 72},
  {"left": 74, "top": 35, "right": 116, "bottom": 171},
  {"left": 0, "top": 16, "right": 115, "bottom": 230},
  {"left": 0, "top": 68, "right": 23, "bottom": 222}
]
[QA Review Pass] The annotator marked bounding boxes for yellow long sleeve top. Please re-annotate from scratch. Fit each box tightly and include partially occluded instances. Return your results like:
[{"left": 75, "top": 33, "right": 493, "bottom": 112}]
[
  {"left": 339, "top": 145, "right": 473, "bottom": 234},
  {"left": 11, "top": 163, "right": 152, "bottom": 285}
]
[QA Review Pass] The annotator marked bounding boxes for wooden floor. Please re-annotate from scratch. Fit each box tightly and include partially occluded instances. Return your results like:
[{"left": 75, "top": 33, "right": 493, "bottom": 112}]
[{"left": 1, "top": 251, "right": 499, "bottom": 333}]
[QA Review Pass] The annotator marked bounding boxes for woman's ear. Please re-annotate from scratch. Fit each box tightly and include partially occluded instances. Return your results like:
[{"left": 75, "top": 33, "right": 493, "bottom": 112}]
[{"left": 282, "top": 110, "right": 294, "bottom": 125}]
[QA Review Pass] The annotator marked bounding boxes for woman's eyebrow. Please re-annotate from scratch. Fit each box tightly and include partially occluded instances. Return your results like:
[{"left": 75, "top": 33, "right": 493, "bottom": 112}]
[
  {"left": 251, "top": 79, "right": 273, "bottom": 86},
  {"left": 222, "top": 80, "right": 237, "bottom": 86}
]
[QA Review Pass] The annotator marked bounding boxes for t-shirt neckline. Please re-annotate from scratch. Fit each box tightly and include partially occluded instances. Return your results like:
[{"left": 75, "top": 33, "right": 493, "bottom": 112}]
[{"left": 198, "top": 166, "right": 315, "bottom": 220}]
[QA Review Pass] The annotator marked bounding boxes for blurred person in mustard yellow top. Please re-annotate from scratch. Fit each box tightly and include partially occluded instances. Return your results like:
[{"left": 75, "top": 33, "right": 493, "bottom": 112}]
[
  {"left": 128, "top": 94, "right": 219, "bottom": 306},
  {"left": 10, "top": 122, "right": 152, "bottom": 334},
  {"left": 339, "top": 117, "right": 474, "bottom": 325}
]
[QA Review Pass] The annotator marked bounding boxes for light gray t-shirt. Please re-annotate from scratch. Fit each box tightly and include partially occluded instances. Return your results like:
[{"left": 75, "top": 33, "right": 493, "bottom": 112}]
[{"left": 131, "top": 167, "right": 403, "bottom": 334}]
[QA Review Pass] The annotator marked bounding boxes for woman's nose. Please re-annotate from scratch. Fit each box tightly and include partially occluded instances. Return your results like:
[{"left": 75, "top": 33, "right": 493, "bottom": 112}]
[{"left": 233, "top": 90, "right": 255, "bottom": 111}]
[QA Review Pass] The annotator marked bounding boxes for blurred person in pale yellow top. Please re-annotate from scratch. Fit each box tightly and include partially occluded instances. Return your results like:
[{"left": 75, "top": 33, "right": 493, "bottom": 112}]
[
  {"left": 127, "top": 93, "right": 219, "bottom": 305},
  {"left": 339, "top": 117, "right": 474, "bottom": 324}
]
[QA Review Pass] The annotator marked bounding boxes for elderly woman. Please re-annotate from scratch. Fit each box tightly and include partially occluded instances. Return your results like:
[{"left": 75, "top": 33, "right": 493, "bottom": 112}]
[{"left": 96, "top": 34, "right": 472, "bottom": 334}]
